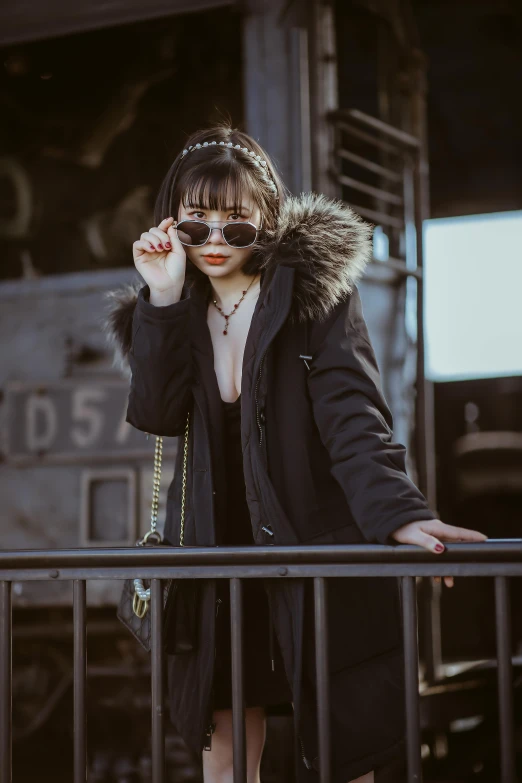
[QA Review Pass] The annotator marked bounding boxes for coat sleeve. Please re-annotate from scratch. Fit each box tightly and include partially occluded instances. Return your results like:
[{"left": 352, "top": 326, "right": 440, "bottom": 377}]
[
  {"left": 126, "top": 285, "right": 192, "bottom": 437},
  {"left": 306, "top": 285, "right": 438, "bottom": 545}
]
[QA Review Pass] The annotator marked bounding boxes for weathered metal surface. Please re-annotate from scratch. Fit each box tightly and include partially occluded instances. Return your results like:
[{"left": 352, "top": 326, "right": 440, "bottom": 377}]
[
  {"left": 0, "top": 268, "right": 177, "bottom": 607},
  {"left": 4, "top": 380, "right": 166, "bottom": 464}
]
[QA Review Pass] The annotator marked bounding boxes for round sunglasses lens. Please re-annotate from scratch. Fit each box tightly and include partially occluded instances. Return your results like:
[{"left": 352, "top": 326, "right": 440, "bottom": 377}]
[
  {"left": 176, "top": 221, "right": 210, "bottom": 246},
  {"left": 222, "top": 222, "right": 257, "bottom": 248}
]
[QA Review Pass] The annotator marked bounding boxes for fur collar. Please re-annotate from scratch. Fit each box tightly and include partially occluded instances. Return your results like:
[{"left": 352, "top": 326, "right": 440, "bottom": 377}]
[{"left": 103, "top": 192, "right": 373, "bottom": 375}]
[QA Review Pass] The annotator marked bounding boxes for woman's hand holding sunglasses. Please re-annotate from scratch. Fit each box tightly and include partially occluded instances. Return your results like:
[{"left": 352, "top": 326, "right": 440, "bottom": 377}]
[{"left": 132, "top": 217, "right": 187, "bottom": 302}]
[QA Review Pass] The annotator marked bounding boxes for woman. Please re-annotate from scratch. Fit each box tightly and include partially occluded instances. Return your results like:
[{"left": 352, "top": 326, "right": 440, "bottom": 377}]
[{"left": 105, "top": 123, "right": 487, "bottom": 783}]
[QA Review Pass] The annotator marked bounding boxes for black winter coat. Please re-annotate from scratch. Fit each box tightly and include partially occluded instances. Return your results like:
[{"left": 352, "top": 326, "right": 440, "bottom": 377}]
[{"left": 106, "top": 193, "right": 438, "bottom": 782}]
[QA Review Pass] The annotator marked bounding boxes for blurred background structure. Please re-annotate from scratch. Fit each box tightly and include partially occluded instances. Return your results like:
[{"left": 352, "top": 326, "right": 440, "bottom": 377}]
[{"left": 1, "top": 0, "right": 521, "bottom": 780}]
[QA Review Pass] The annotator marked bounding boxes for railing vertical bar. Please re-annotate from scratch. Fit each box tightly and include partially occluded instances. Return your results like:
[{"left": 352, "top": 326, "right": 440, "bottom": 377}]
[
  {"left": 230, "top": 578, "right": 246, "bottom": 783},
  {"left": 314, "top": 576, "right": 331, "bottom": 782},
  {"left": 151, "top": 579, "right": 165, "bottom": 783},
  {"left": 494, "top": 576, "right": 516, "bottom": 783},
  {"left": 402, "top": 576, "right": 422, "bottom": 782},
  {"left": 73, "top": 580, "right": 87, "bottom": 783},
  {"left": 0, "top": 581, "right": 12, "bottom": 783}
]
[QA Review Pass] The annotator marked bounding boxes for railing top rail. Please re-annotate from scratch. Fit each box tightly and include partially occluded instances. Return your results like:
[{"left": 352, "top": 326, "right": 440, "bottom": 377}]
[{"left": 0, "top": 542, "right": 521, "bottom": 570}]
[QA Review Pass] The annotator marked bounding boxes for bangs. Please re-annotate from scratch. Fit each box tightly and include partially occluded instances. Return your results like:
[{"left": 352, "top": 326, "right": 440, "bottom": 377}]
[
  {"left": 154, "top": 127, "right": 286, "bottom": 242},
  {"left": 179, "top": 158, "right": 261, "bottom": 214}
]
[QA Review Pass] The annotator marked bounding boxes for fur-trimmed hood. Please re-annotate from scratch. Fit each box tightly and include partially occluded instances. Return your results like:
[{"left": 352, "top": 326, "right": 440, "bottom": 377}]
[{"left": 103, "top": 192, "right": 373, "bottom": 374}]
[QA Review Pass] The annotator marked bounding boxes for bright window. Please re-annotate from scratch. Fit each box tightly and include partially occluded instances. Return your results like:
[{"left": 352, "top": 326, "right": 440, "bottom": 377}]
[{"left": 424, "top": 210, "right": 522, "bottom": 381}]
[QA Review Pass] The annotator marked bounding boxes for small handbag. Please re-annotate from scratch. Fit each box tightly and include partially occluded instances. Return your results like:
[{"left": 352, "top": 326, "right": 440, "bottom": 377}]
[{"left": 116, "top": 410, "right": 198, "bottom": 654}]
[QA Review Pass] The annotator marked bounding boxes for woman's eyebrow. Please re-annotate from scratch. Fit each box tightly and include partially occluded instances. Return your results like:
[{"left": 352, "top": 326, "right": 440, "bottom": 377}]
[{"left": 188, "top": 203, "right": 250, "bottom": 213}]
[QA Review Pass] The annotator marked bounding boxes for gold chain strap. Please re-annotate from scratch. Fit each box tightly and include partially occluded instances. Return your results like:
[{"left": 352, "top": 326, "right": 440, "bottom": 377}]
[
  {"left": 149, "top": 436, "right": 163, "bottom": 535},
  {"left": 131, "top": 433, "right": 162, "bottom": 615},
  {"left": 180, "top": 409, "right": 190, "bottom": 547},
  {"left": 150, "top": 409, "right": 190, "bottom": 546},
  {"left": 132, "top": 410, "right": 191, "bottom": 617}
]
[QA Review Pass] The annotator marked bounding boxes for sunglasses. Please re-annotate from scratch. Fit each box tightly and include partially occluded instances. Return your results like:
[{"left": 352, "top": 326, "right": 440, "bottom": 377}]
[{"left": 176, "top": 219, "right": 261, "bottom": 249}]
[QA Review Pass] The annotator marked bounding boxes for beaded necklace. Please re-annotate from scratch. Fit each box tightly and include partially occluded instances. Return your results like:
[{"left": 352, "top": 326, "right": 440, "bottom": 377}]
[{"left": 211, "top": 275, "right": 259, "bottom": 335}]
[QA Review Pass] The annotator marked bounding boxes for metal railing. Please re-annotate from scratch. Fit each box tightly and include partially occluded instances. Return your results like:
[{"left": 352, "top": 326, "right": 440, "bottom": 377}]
[
  {"left": 1, "top": 542, "right": 521, "bottom": 783},
  {"left": 328, "top": 107, "right": 421, "bottom": 275}
]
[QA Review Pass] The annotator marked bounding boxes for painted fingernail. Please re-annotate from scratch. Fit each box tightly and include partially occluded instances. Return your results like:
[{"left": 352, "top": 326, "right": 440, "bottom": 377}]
[
  {"left": 165, "top": 242, "right": 172, "bottom": 249},
  {"left": 149, "top": 245, "right": 155, "bottom": 250},
  {"left": 158, "top": 243, "right": 163, "bottom": 250},
  {"left": 435, "top": 543, "right": 445, "bottom": 553}
]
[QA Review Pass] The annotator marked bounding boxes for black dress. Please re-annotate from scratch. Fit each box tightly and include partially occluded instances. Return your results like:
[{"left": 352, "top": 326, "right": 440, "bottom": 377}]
[{"left": 212, "top": 393, "right": 293, "bottom": 711}]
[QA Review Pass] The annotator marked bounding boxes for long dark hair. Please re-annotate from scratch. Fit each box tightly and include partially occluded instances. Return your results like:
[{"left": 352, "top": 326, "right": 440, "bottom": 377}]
[{"left": 154, "top": 122, "right": 287, "bottom": 285}]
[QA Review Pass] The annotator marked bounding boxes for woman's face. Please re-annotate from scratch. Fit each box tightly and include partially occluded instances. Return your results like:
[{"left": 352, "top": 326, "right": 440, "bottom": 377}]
[{"left": 177, "top": 191, "right": 261, "bottom": 280}]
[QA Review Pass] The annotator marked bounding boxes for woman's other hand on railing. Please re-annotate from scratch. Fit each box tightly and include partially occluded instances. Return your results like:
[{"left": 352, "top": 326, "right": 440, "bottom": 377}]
[{"left": 390, "top": 519, "right": 488, "bottom": 588}]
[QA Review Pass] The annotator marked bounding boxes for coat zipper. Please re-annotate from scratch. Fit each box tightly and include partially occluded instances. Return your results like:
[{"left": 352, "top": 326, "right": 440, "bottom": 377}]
[
  {"left": 298, "top": 734, "right": 312, "bottom": 770},
  {"left": 254, "top": 350, "right": 267, "bottom": 446},
  {"left": 254, "top": 351, "right": 275, "bottom": 546},
  {"left": 202, "top": 596, "right": 222, "bottom": 752},
  {"left": 203, "top": 721, "right": 216, "bottom": 752}
]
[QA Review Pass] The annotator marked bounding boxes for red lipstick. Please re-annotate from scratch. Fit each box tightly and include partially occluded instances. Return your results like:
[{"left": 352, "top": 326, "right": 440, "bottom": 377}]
[{"left": 203, "top": 254, "right": 228, "bottom": 265}]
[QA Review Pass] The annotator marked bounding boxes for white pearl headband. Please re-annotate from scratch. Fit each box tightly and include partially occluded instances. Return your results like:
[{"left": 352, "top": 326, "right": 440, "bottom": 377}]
[{"left": 181, "top": 140, "right": 279, "bottom": 198}]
